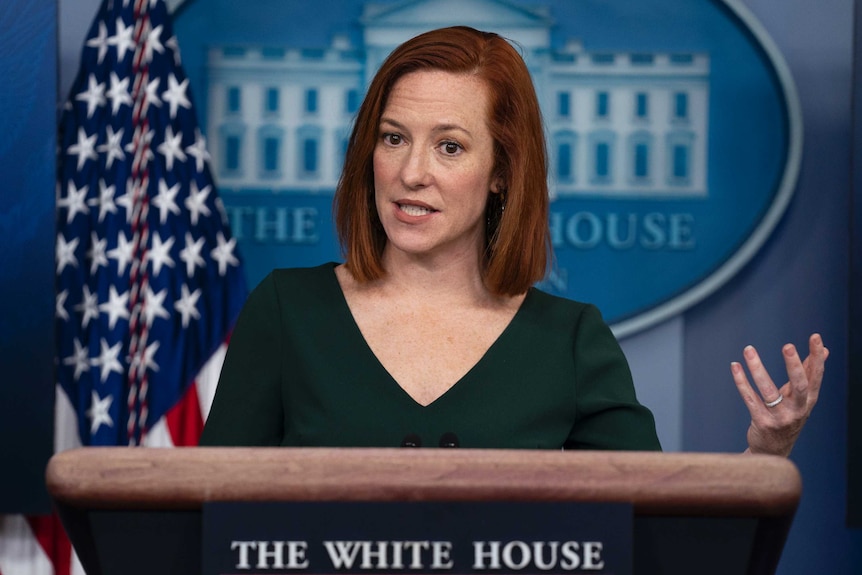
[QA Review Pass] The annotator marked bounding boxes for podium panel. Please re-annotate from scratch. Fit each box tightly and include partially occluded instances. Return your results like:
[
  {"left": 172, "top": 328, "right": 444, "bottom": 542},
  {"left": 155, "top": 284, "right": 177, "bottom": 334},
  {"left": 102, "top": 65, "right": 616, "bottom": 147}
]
[{"left": 46, "top": 448, "right": 802, "bottom": 575}]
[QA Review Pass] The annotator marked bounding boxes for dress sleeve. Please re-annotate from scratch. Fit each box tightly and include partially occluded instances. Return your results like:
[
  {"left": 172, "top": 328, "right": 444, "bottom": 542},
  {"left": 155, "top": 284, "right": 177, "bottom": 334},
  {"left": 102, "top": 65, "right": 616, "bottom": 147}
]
[
  {"left": 199, "top": 273, "right": 285, "bottom": 446},
  {"left": 565, "top": 304, "right": 662, "bottom": 451}
]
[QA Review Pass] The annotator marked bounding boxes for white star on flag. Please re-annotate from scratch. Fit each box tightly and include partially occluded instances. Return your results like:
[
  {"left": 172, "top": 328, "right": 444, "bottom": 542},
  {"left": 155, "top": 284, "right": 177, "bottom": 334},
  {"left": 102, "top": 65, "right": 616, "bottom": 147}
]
[
  {"left": 115, "top": 182, "right": 136, "bottom": 222},
  {"left": 74, "top": 285, "right": 99, "bottom": 329},
  {"left": 157, "top": 125, "right": 186, "bottom": 170},
  {"left": 89, "top": 179, "right": 119, "bottom": 223},
  {"left": 185, "top": 128, "right": 211, "bottom": 173},
  {"left": 107, "top": 231, "right": 134, "bottom": 275},
  {"left": 153, "top": 179, "right": 181, "bottom": 223},
  {"left": 91, "top": 338, "right": 124, "bottom": 383},
  {"left": 174, "top": 284, "right": 202, "bottom": 328},
  {"left": 147, "top": 232, "right": 176, "bottom": 276},
  {"left": 56, "top": 235, "right": 80, "bottom": 273},
  {"left": 179, "top": 232, "right": 206, "bottom": 277},
  {"left": 58, "top": 181, "right": 91, "bottom": 223},
  {"left": 86, "top": 391, "right": 114, "bottom": 434},
  {"left": 211, "top": 232, "right": 240, "bottom": 276},
  {"left": 86, "top": 20, "right": 110, "bottom": 64},
  {"left": 106, "top": 72, "right": 133, "bottom": 115},
  {"left": 162, "top": 73, "right": 192, "bottom": 119},
  {"left": 98, "top": 285, "right": 130, "bottom": 329},
  {"left": 63, "top": 338, "right": 91, "bottom": 382},
  {"left": 107, "top": 17, "right": 135, "bottom": 62},
  {"left": 75, "top": 74, "right": 106, "bottom": 119},
  {"left": 67, "top": 127, "right": 98, "bottom": 171},
  {"left": 98, "top": 125, "right": 126, "bottom": 168},
  {"left": 143, "top": 285, "right": 171, "bottom": 328},
  {"left": 143, "top": 23, "right": 165, "bottom": 63},
  {"left": 185, "top": 181, "right": 212, "bottom": 225},
  {"left": 143, "top": 77, "right": 162, "bottom": 113},
  {"left": 87, "top": 231, "right": 109, "bottom": 274}
]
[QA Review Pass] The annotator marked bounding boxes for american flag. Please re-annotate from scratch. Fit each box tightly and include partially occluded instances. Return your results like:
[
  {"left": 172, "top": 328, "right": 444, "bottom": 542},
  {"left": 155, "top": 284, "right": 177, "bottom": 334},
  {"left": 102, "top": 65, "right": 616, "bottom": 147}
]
[{"left": 0, "top": 0, "right": 246, "bottom": 572}]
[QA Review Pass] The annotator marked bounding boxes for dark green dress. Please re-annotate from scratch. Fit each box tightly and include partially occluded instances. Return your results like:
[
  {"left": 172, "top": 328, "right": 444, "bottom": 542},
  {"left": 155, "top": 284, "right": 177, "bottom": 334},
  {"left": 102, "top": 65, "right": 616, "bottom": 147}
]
[{"left": 200, "top": 263, "right": 661, "bottom": 450}]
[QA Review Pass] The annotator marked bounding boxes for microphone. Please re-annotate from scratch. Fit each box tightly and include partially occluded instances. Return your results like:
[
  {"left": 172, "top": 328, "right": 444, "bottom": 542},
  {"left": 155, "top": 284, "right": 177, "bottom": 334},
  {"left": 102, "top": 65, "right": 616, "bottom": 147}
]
[
  {"left": 438, "top": 432, "right": 460, "bottom": 448},
  {"left": 400, "top": 433, "right": 422, "bottom": 448}
]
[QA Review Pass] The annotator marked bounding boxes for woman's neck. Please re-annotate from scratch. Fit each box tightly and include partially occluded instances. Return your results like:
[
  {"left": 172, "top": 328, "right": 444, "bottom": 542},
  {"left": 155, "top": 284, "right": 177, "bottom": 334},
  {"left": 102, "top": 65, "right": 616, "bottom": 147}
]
[{"left": 378, "top": 245, "right": 492, "bottom": 305}]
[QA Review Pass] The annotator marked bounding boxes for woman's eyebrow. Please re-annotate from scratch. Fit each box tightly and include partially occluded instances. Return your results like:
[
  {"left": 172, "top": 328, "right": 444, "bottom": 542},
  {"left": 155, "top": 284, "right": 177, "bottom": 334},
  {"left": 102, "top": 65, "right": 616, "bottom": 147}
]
[{"left": 379, "top": 117, "right": 472, "bottom": 137}]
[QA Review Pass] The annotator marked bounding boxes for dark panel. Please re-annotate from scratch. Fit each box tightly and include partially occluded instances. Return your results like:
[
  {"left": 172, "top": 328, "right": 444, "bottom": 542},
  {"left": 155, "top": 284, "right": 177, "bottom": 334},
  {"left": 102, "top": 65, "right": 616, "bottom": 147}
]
[
  {"left": 0, "top": 0, "right": 57, "bottom": 513},
  {"left": 848, "top": 0, "right": 862, "bottom": 529}
]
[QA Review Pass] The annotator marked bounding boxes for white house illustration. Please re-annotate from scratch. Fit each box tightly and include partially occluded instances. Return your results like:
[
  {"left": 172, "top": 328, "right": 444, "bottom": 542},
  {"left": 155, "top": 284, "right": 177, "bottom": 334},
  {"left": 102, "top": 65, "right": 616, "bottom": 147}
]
[{"left": 204, "top": 0, "right": 710, "bottom": 198}]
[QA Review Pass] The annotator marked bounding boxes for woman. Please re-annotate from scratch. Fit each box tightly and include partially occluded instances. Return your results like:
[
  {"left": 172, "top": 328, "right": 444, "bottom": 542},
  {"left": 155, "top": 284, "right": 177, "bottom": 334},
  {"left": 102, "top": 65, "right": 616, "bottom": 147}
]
[{"left": 200, "top": 26, "right": 826, "bottom": 455}]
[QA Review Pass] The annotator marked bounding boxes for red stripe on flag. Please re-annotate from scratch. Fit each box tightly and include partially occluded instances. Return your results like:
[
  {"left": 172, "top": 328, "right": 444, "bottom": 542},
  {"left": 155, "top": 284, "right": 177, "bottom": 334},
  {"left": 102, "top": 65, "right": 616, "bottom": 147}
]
[
  {"left": 165, "top": 381, "right": 205, "bottom": 447},
  {"left": 28, "top": 514, "right": 71, "bottom": 575}
]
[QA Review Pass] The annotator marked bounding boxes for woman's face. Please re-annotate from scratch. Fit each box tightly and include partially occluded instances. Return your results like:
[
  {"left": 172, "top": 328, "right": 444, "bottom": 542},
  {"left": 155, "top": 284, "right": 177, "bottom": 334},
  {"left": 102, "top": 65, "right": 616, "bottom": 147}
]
[{"left": 373, "top": 70, "right": 498, "bottom": 264}]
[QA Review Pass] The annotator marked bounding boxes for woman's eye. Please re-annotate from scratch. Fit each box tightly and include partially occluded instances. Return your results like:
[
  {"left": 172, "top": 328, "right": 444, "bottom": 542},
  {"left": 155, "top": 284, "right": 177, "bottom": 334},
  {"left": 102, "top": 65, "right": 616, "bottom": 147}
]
[
  {"left": 441, "top": 141, "right": 462, "bottom": 155},
  {"left": 383, "top": 133, "right": 403, "bottom": 146}
]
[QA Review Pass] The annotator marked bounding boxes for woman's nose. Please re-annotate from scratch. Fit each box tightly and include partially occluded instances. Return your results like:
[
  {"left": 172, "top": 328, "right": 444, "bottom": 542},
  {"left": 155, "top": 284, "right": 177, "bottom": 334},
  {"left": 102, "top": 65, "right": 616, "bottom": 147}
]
[{"left": 400, "top": 146, "right": 432, "bottom": 189}]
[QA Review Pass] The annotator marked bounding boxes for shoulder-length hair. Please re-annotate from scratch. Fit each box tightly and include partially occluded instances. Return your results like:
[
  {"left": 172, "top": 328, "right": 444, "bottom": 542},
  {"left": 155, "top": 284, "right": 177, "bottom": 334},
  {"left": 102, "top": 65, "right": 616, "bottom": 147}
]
[{"left": 333, "top": 26, "right": 551, "bottom": 296}]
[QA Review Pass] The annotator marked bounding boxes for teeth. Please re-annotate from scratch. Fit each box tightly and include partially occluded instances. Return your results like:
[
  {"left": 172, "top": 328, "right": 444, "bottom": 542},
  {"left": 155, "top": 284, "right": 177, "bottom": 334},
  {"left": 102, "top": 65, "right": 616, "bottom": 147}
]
[{"left": 399, "top": 204, "right": 433, "bottom": 216}]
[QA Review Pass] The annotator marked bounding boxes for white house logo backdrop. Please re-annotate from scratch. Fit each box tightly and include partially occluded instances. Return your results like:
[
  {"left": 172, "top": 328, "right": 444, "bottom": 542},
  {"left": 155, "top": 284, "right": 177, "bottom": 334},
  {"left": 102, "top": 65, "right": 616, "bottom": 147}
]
[{"left": 171, "top": 0, "right": 800, "bottom": 337}]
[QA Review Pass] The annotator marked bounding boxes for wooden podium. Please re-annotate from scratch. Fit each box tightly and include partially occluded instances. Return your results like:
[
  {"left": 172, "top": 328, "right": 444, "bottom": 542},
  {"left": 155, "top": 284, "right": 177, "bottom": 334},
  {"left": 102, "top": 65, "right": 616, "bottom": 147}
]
[{"left": 46, "top": 448, "right": 802, "bottom": 575}]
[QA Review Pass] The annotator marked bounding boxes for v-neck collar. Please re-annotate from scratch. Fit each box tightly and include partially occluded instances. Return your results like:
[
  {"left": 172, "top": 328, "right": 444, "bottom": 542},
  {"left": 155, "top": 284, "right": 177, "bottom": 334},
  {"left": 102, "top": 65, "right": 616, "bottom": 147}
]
[{"left": 324, "top": 262, "right": 534, "bottom": 409}]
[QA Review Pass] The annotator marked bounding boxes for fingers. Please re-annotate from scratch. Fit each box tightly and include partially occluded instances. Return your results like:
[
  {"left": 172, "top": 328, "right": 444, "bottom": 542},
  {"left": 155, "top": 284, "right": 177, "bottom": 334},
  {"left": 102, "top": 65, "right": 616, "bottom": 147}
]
[
  {"left": 806, "top": 333, "right": 828, "bottom": 367},
  {"left": 730, "top": 360, "right": 768, "bottom": 418},
  {"left": 802, "top": 333, "right": 828, "bottom": 405},
  {"left": 741, "top": 345, "right": 783, "bottom": 406},
  {"left": 780, "top": 343, "right": 808, "bottom": 410},
  {"left": 737, "top": 334, "right": 828, "bottom": 410}
]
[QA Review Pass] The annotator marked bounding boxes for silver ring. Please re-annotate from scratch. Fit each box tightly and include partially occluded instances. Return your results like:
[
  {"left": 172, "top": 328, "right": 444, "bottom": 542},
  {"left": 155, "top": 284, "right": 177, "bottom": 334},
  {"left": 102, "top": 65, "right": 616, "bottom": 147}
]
[{"left": 765, "top": 394, "right": 784, "bottom": 408}]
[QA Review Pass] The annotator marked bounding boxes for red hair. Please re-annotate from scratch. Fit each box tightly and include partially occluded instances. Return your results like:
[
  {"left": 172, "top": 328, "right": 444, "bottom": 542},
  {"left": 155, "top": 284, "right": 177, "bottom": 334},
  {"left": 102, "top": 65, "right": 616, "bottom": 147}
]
[{"left": 333, "top": 26, "right": 550, "bottom": 295}]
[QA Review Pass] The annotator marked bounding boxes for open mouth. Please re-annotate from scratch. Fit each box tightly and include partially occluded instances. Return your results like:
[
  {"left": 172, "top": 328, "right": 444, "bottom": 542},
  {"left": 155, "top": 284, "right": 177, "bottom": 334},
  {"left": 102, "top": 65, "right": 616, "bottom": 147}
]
[{"left": 397, "top": 203, "right": 436, "bottom": 216}]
